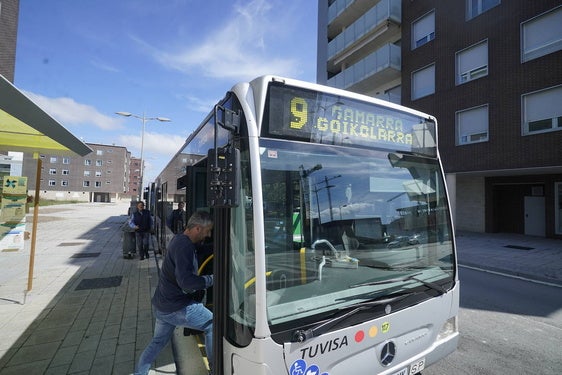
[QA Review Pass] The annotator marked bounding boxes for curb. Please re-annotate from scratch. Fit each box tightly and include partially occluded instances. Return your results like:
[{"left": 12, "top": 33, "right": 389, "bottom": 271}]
[{"left": 459, "top": 262, "right": 562, "bottom": 288}]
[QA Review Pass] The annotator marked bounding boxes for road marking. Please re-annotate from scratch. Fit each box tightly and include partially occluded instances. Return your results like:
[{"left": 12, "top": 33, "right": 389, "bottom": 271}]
[{"left": 459, "top": 264, "right": 562, "bottom": 288}]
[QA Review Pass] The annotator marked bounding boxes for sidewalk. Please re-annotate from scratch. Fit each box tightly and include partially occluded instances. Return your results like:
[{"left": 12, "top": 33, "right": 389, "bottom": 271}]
[
  {"left": 0, "top": 203, "right": 560, "bottom": 375},
  {"left": 456, "top": 230, "right": 562, "bottom": 286},
  {"left": 0, "top": 201, "right": 205, "bottom": 375}
]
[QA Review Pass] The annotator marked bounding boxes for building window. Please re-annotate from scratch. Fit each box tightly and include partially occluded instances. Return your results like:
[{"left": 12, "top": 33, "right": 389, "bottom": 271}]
[
  {"left": 456, "top": 104, "right": 489, "bottom": 145},
  {"left": 84, "top": 159, "right": 92, "bottom": 166},
  {"left": 50, "top": 157, "right": 57, "bottom": 163},
  {"left": 522, "top": 85, "right": 562, "bottom": 135},
  {"left": 96, "top": 150, "right": 104, "bottom": 155},
  {"left": 49, "top": 168, "right": 57, "bottom": 175},
  {"left": 412, "top": 10, "right": 435, "bottom": 49},
  {"left": 456, "top": 40, "right": 488, "bottom": 85},
  {"left": 95, "top": 171, "right": 102, "bottom": 177},
  {"left": 84, "top": 170, "right": 91, "bottom": 177},
  {"left": 96, "top": 160, "right": 103, "bottom": 166},
  {"left": 61, "top": 180, "right": 69, "bottom": 187},
  {"left": 95, "top": 181, "right": 102, "bottom": 188},
  {"left": 62, "top": 157, "right": 70, "bottom": 164},
  {"left": 521, "top": 6, "right": 562, "bottom": 63},
  {"left": 48, "top": 180, "right": 56, "bottom": 186},
  {"left": 466, "top": 0, "right": 500, "bottom": 20},
  {"left": 412, "top": 64, "right": 435, "bottom": 100},
  {"left": 83, "top": 181, "right": 90, "bottom": 187},
  {"left": 62, "top": 169, "right": 69, "bottom": 175}
]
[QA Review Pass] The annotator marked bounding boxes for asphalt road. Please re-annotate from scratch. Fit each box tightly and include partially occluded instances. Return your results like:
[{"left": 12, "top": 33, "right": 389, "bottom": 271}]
[
  {"left": 172, "top": 266, "right": 562, "bottom": 375},
  {"left": 423, "top": 266, "right": 562, "bottom": 375}
]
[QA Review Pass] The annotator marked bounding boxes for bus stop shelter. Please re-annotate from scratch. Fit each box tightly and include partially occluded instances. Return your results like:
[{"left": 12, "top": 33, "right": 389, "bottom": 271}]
[{"left": 0, "top": 74, "right": 92, "bottom": 293}]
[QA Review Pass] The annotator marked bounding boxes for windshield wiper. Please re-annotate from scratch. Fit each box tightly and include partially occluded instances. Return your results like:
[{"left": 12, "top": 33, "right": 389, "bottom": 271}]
[
  {"left": 350, "top": 272, "right": 448, "bottom": 294},
  {"left": 291, "top": 293, "right": 410, "bottom": 343}
]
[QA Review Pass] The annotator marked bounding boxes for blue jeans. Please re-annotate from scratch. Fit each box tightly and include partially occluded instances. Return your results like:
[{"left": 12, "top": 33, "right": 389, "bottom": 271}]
[
  {"left": 135, "top": 232, "right": 150, "bottom": 256},
  {"left": 135, "top": 303, "right": 213, "bottom": 375}
]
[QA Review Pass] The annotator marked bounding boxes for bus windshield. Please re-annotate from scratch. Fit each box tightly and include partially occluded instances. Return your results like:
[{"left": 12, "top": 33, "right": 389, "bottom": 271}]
[{"left": 249, "top": 138, "right": 454, "bottom": 337}]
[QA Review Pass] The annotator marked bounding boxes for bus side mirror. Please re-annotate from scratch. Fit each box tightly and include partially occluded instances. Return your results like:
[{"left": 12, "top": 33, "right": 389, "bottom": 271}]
[{"left": 207, "top": 146, "right": 240, "bottom": 207}]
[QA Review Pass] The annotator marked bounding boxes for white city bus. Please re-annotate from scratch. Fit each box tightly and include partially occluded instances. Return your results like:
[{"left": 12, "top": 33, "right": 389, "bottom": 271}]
[{"left": 154, "top": 75, "right": 459, "bottom": 375}]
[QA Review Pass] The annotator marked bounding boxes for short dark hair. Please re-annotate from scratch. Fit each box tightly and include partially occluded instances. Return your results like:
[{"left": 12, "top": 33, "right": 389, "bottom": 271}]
[{"left": 186, "top": 211, "right": 213, "bottom": 229}]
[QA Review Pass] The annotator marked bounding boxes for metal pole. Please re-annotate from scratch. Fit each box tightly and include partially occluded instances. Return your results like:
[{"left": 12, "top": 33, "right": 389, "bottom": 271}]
[
  {"left": 115, "top": 112, "right": 170, "bottom": 202},
  {"left": 139, "top": 113, "right": 146, "bottom": 201},
  {"left": 326, "top": 176, "right": 334, "bottom": 221},
  {"left": 27, "top": 156, "right": 42, "bottom": 292}
]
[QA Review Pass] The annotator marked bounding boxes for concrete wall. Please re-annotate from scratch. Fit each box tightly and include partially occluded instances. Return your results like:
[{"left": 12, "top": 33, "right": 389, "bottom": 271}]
[
  {"left": 32, "top": 191, "right": 124, "bottom": 203},
  {"left": 455, "top": 175, "right": 485, "bottom": 232}
]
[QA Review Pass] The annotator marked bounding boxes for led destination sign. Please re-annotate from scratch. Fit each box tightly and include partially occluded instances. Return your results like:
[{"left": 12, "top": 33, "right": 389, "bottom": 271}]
[{"left": 265, "top": 83, "right": 436, "bottom": 155}]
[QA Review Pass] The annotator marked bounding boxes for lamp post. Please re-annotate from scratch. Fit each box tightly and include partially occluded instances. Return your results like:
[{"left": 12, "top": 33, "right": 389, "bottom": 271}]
[{"left": 115, "top": 111, "right": 171, "bottom": 201}]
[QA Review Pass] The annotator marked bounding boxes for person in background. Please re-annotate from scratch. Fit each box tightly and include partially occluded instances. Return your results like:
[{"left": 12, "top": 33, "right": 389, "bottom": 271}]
[
  {"left": 135, "top": 211, "right": 214, "bottom": 375},
  {"left": 170, "top": 201, "right": 186, "bottom": 234},
  {"left": 130, "top": 201, "right": 153, "bottom": 260}
]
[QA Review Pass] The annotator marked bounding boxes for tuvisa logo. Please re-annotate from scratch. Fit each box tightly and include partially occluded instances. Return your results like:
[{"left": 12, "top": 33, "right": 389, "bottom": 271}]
[{"left": 299, "top": 336, "right": 349, "bottom": 359}]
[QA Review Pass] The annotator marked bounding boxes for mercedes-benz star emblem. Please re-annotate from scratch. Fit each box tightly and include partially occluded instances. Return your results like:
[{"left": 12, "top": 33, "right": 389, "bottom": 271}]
[{"left": 380, "top": 341, "right": 396, "bottom": 366}]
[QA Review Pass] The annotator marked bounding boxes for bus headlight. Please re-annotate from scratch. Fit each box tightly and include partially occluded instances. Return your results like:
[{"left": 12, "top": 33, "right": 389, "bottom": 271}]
[{"left": 437, "top": 316, "right": 457, "bottom": 341}]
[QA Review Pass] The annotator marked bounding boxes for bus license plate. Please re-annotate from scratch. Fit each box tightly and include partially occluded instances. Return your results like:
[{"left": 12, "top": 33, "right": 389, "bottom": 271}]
[
  {"left": 409, "top": 358, "right": 426, "bottom": 374},
  {"left": 390, "top": 368, "right": 407, "bottom": 375},
  {"left": 389, "top": 357, "right": 425, "bottom": 375}
]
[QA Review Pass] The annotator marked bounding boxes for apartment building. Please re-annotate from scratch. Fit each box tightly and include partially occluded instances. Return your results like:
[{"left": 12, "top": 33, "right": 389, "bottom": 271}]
[
  {"left": 128, "top": 156, "right": 142, "bottom": 199},
  {"left": 22, "top": 143, "right": 133, "bottom": 202},
  {"left": 0, "top": 0, "right": 19, "bottom": 82},
  {"left": 0, "top": 0, "right": 21, "bottom": 175},
  {"left": 318, "top": 0, "right": 562, "bottom": 238}
]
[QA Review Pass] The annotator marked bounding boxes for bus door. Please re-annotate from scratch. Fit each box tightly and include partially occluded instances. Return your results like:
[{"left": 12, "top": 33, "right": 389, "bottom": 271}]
[{"left": 185, "top": 164, "right": 208, "bottom": 218}]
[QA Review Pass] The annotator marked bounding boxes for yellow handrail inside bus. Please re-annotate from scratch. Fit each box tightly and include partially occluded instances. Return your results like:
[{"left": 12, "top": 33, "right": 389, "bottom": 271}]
[
  {"left": 244, "top": 271, "right": 273, "bottom": 289},
  {"left": 300, "top": 247, "right": 306, "bottom": 284},
  {"left": 198, "top": 254, "right": 214, "bottom": 275}
]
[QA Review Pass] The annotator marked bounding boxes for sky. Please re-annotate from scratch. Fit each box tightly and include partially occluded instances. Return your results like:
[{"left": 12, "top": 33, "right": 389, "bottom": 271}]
[{"left": 15, "top": 0, "right": 318, "bottom": 185}]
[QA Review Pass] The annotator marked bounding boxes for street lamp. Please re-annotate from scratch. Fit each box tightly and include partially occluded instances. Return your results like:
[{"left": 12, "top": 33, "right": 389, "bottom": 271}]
[{"left": 115, "top": 111, "right": 171, "bottom": 201}]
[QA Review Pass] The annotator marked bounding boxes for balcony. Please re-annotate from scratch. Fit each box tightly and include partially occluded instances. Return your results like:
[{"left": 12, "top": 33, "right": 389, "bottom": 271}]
[
  {"left": 328, "top": 0, "right": 352, "bottom": 24},
  {"left": 327, "top": 0, "right": 401, "bottom": 66},
  {"left": 327, "top": 43, "right": 401, "bottom": 92}
]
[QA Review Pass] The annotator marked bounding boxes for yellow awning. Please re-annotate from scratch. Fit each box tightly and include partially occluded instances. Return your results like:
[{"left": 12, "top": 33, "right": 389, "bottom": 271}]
[{"left": 0, "top": 74, "right": 92, "bottom": 156}]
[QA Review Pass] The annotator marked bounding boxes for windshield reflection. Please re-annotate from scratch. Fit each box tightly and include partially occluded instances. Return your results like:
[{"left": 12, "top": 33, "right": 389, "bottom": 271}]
[{"left": 256, "top": 139, "right": 454, "bottom": 329}]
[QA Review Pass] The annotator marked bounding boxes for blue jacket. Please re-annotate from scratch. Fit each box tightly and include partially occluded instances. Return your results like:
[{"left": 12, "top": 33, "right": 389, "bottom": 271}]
[
  {"left": 131, "top": 209, "right": 152, "bottom": 232},
  {"left": 152, "top": 233, "right": 213, "bottom": 313}
]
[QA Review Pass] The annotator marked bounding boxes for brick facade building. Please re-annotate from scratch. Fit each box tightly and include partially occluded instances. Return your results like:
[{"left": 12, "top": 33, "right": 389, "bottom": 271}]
[{"left": 318, "top": 0, "right": 562, "bottom": 238}]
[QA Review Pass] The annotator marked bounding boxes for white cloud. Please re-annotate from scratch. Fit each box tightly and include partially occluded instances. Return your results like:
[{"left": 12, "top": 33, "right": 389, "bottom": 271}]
[
  {"left": 117, "top": 131, "right": 185, "bottom": 183},
  {"left": 23, "top": 91, "right": 122, "bottom": 130},
  {"left": 135, "top": 0, "right": 302, "bottom": 81},
  {"left": 117, "top": 131, "right": 184, "bottom": 157},
  {"left": 90, "top": 58, "right": 120, "bottom": 73},
  {"left": 184, "top": 95, "right": 219, "bottom": 113}
]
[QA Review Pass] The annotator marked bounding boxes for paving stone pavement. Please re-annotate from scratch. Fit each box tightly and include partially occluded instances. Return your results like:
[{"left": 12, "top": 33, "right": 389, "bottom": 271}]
[
  {"left": 0, "top": 201, "right": 205, "bottom": 375},
  {"left": 455, "top": 230, "right": 562, "bottom": 286}
]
